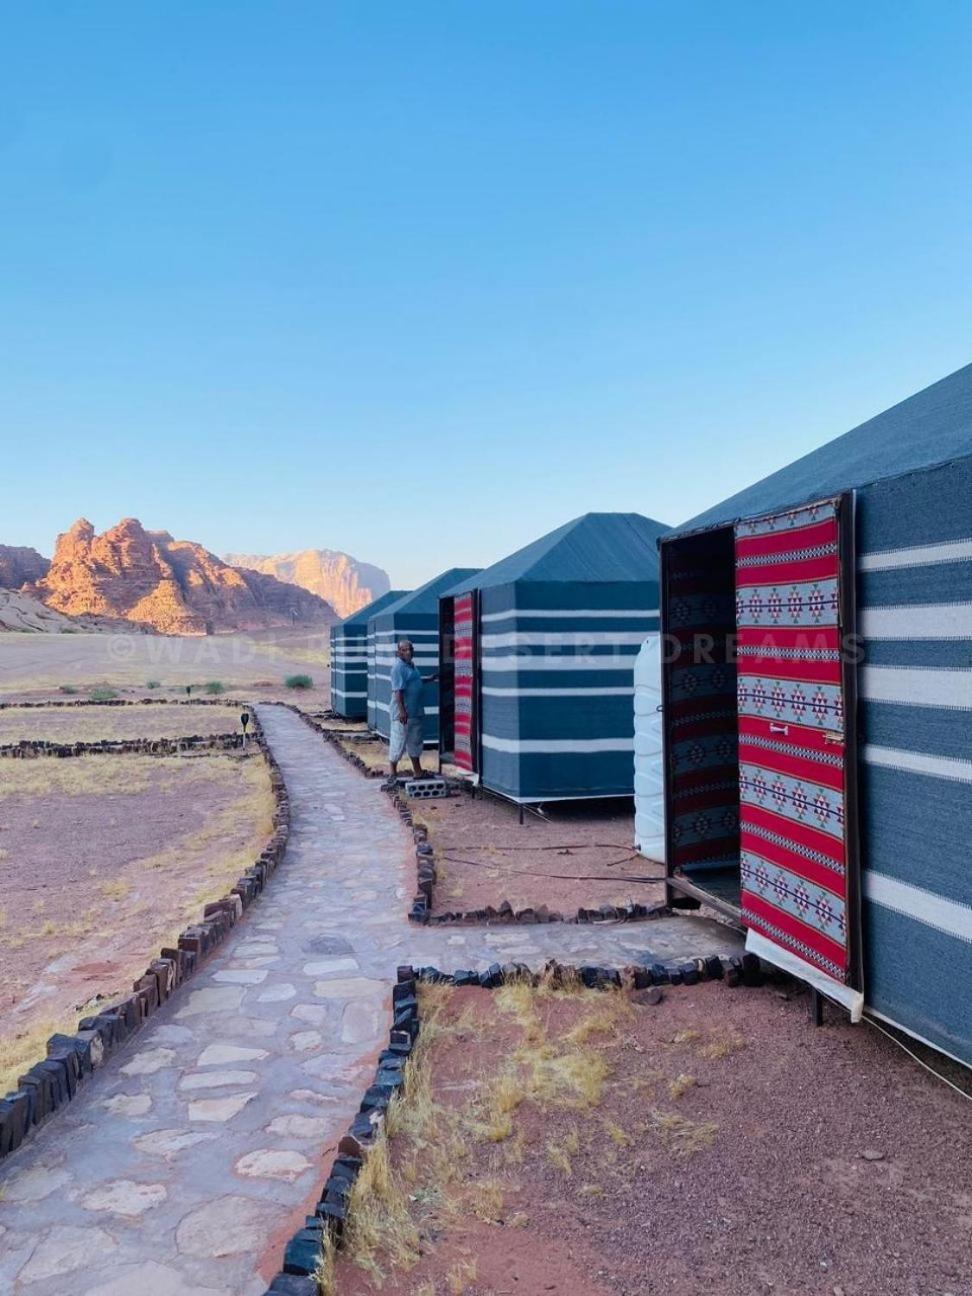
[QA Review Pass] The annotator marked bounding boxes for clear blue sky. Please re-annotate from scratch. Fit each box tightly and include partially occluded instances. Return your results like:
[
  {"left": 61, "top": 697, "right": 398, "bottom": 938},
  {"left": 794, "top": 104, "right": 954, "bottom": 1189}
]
[{"left": 2, "top": 3, "right": 970, "bottom": 589}]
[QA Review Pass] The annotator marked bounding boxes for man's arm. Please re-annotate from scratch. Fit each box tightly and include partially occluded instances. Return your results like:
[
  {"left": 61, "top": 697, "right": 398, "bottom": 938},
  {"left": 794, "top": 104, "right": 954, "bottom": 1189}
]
[{"left": 390, "top": 661, "right": 408, "bottom": 723}]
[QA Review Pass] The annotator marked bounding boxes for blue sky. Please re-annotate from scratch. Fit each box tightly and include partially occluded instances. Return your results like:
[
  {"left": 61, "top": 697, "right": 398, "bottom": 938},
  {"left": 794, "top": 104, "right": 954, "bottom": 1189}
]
[{"left": 2, "top": 3, "right": 970, "bottom": 589}]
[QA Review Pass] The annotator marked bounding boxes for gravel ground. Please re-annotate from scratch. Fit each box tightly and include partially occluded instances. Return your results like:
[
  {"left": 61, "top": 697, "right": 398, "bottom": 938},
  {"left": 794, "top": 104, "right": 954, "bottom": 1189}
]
[
  {"left": 0, "top": 751, "right": 273, "bottom": 1091},
  {"left": 334, "top": 981, "right": 972, "bottom": 1296},
  {"left": 417, "top": 790, "right": 665, "bottom": 917},
  {"left": 0, "top": 701, "right": 243, "bottom": 744}
]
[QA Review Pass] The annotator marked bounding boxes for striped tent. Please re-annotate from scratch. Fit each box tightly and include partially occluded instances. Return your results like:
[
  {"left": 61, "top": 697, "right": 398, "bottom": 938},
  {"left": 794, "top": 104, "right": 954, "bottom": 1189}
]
[
  {"left": 330, "top": 590, "right": 408, "bottom": 719},
  {"left": 439, "top": 513, "right": 666, "bottom": 803},
  {"left": 659, "top": 362, "right": 972, "bottom": 1067},
  {"left": 368, "top": 569, "right": 482, "bottom": 745}
]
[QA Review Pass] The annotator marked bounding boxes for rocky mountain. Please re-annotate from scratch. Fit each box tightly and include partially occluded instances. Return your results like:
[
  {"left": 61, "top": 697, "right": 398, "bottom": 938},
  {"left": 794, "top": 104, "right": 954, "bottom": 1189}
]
[
  {"left": 30, "top": 518, "right": 338, "bottom": 635},
  {"left": 223, "top": 549, "right": 390, "bottom": 619},
  {"left": 0, "top": 545, "right": 50, "bottom": 589}
]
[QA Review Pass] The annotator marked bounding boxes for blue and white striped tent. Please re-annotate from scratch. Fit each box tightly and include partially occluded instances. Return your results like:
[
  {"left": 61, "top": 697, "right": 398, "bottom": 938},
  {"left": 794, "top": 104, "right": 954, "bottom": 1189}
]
[
  {"left": 439, "top": 513, "right": 666, "bottom": 803},
  {"left": 368, "top": 569, "right": 482, "bottom": 745},
  {"left": 660, "top": 363, "right": 972, "bottom": 1067},
  {"left": 330, "top": 590, "right": 408, "bottom": 719}
]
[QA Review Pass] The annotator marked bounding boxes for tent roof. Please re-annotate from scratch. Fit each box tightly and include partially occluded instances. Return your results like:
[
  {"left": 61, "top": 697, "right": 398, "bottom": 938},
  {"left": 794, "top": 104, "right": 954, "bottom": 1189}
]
[
  {"left": 445, "top": 513, "right": 668, "bottom": 594},
  {"left": 375, "top": 567, "right": 483, "bottom": 619},
  {"left": 337, "top": 589, "right": 409, "bottom": 630},
  {"left": 673, "top": 362, "right": 972, "bottom": 536}
]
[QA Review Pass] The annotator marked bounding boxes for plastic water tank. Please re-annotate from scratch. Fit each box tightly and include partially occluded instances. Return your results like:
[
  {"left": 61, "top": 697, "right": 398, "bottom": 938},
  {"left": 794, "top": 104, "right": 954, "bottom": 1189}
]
[{"left": 633, "top": 635, "right": 665, "bottom": 862}]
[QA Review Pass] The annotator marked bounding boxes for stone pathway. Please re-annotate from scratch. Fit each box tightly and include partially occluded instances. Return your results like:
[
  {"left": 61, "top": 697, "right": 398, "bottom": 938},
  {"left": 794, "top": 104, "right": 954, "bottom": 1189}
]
[{"left": 0, "top": 704, "right": 741, "bottom": 1296}]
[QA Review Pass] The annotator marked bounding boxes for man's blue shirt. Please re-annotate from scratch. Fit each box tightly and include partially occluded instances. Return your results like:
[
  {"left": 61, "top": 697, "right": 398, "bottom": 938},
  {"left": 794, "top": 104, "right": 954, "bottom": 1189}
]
[{"left": 390, "top": 658, "right": 425, "bottom": 718}]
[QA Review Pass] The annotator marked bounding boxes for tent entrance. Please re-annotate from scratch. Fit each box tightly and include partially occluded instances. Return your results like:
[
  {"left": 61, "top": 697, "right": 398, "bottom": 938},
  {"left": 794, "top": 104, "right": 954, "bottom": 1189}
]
[
  {"left": 438, "top": 592, "right": 481, "bottom": 776},
  {"left": 661, "top": 497, "right": 863, "bottom": 1009}
]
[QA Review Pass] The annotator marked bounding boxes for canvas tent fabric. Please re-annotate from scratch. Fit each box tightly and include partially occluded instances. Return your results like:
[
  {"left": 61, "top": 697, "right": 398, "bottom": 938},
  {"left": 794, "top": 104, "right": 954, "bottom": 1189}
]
[
  {"left": 661, "top": 362, "right": 972, "bottom": 1067},
  {"left": 330, "top": 590, "right": 408, "bottom": 719},
  {"left": 441, "top": 513, "right": 667, "bottom": 803},
  {"left": 368, "top": 569, "right": 482, "bottom": 745}
]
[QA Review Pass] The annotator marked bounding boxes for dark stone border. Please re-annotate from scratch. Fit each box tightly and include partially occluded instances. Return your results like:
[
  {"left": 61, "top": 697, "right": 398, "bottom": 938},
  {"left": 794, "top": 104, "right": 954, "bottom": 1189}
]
[
  {"left": 0, "top": 708, "right": 291, "bottom": 1162},
  {"left": 0, "top": 697, "right": 244, "bottom": 709},
  {"left": 291, "top": 705, "right": 386, "bottom": 778},
  {"left": 0, "top": 732, "right": 257, "bottom": 758},
  {"left": 381, "top": 784, "right": 669, "bottom": 929},
  {"left": 286, "top": 704, "right": 670, "bottom": 929},
  {"left": 259, "top": 952, "right": 772, "bottom": 1294}
]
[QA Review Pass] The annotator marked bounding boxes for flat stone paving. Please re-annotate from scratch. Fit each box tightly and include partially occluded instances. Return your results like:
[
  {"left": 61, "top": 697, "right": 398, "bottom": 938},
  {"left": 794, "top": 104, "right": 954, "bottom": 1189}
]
[{"left": 0, "top": 704, "right": 741, "bottom": 1296}]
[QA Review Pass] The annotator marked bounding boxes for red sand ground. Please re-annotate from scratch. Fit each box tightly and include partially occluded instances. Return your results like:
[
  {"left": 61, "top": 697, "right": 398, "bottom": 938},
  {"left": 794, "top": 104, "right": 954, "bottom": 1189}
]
[
  {"left": 0, "top": 702, "right": 243, "bottom": 744},
  {"left": 0, "top": 750, "right": 272, "bottom": 1089},
  {"left": 334, "top": 982, "right": 972, "bottom": 1296},
  {"left": 418, "top": 791, "right": 664, "bottom": 918}
]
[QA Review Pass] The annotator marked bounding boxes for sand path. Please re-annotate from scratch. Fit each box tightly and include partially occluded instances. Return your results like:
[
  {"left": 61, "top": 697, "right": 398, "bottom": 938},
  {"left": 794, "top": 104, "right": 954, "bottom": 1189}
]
[{"left": 0, "top": 704, "right": 741, "bottom": 1296}]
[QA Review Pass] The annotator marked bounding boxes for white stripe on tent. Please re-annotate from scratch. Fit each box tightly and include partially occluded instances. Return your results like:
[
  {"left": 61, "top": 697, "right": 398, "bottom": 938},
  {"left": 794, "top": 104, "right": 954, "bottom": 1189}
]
[
  {"left": 482, "top": 685, "right": 634, "bottom": 698},
  {"left": 859, "top": 603, "right": 972, "bottom": 639},
  {"left": 482, "top": 631, "right": 653, "bottom": 648},
  {"left": 483, "top": 655, "right": 638, "bottom": 672},
  {"left": 330, "top": 688, "right": 368, "bottom": 699},
  {"left": 480, "top": 607, "right": 659, "bottom": 624},
  {"left": 864, "top": 744, "right": 972, "bottom": 784},
  {"left": 860, "top": 666, "right": 972, "bottom": 709},
  {"left": 482, "top": 734, "right": 634, "bottom": 754},
  {"left": 859, "top": 537, "right": 972, "bottom": 571},
  {"left": 374, "top": 630, "right": 439, "bottom": 639},
  {"left": 864, "top": 871, "right": 972, "bottom": 943},
  {"left": 373, "top": 700, "right": 439, "bottom": 716}
]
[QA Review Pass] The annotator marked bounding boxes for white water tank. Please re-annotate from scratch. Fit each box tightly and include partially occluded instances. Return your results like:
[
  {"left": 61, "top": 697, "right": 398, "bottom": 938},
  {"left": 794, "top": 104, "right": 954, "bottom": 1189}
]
[{"left": 633, "top": 635, "right": 666, "bottom": 862}]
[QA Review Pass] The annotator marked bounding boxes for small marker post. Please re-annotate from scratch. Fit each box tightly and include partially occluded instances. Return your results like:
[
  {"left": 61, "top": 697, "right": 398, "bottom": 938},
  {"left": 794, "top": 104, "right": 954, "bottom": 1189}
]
[{"left": 241, "top": 710, "right": 250, "bottom": 750}]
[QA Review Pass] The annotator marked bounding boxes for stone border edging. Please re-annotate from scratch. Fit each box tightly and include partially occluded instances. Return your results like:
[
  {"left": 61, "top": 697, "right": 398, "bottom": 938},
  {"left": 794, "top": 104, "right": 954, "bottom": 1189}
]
[
  {"left": 280, "top": 702, "right": 670, "bottom": 929},
  {"left": 381, "top": 784, "right": 669, "bottom": 929},
  {"left": 0, "top": 708, "right": 291, "bottom": 1162},
  {"left": 290, "top": 705, "right": 386, "bottom": 779},
  {"left": 0, "top": 698, "right": 245, "bottom": 709},
  {"left": 259, "top": 952, "right": 772, "bottom": 1294},
  {"left": 0, "top": 733, "right": 258, "bottom": 758}
]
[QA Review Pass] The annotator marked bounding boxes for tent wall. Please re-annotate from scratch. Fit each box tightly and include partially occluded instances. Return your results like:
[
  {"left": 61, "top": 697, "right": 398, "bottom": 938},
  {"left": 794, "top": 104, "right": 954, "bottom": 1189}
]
[
  {"left": 660, "top": 451, "right": 972, "bottom": 1066},
  {"left": 330, "top": 590, "right": 407, "bottom": 719},
  {"left": 477, "top": 580, "right": 659, "bottom": 802},
  {"left": 855, "top": 455, "right": 972, "bottom": 1064},
  {"left": 368, "top": 614, "right": 440, "bottom": 744}
]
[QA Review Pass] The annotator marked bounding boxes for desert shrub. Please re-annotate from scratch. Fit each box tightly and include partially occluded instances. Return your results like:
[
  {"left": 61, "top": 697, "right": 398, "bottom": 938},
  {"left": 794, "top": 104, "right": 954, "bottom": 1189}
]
[
  {"left": 89, "top": 686, "right": 118, "bottom": 701},
  {"left": 203, "top": 680, "right": 225, "bottom": 695},
  {"left": 59, "top": 684, "right": 78, "bottom": 695},
  {"left": 146, "top": 679, "right": 161, "bottom": 689},
  {"left": 285, "top": 674, "right": 314, "bottom": 690}
]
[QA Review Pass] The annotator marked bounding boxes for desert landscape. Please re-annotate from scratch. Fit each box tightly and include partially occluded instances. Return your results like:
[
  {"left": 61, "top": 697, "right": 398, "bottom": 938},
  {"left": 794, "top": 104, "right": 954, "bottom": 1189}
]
[{"left": 3, "top": 9, "right": 971, "bottom": 1294}]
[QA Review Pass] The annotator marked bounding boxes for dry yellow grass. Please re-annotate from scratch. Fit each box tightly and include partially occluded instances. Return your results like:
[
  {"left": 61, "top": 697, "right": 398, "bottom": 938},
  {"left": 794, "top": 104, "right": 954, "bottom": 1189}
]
[
  {"left": 0, "top": 703, "right": 241, "bottom": 745},
  {"left": 335, "top": 979, "right": 730, "bottom": 1293},
  {"left": 0, "top": 750, "right": 274, "bottom": 1094},
  {"left": 668, "top": 1072, "right": 697, "bottom": 1099}
]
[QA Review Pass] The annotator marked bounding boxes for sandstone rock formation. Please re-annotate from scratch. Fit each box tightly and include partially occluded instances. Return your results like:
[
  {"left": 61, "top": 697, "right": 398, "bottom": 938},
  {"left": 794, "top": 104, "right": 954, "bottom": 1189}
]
[
  {"left": 32, "top": 518, "right": 337, "bottom": 635},
  {"left": 0, "top": 545, "right": 50, "bottom": 589},
  {"left": 222, "top": 549, "right": 390, "bottom": 619}
]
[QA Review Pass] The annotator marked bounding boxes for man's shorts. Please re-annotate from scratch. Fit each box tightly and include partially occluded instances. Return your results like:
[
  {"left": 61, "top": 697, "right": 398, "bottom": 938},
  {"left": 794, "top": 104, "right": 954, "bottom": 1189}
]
[{"left": 389, "top": 716, "right": 424, "bottom": 763}]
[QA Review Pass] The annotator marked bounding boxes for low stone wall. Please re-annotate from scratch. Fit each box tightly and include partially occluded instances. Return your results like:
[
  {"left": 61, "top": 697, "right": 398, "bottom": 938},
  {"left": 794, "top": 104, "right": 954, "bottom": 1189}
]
[
  {"left": 0, "top": 709, "right": 291, "bottom": 1162},
  {"left": 0, "top": 732, "right": 255, "bottom": 758},
  {"left": 258, "top": 953, "right": 773, "bottom": 1294},
  {"left": 381, "top": 783, "right": 669, "bottom": 928},
  {"left": 0, "top": 697, "right": 241, "bottom": 709}
]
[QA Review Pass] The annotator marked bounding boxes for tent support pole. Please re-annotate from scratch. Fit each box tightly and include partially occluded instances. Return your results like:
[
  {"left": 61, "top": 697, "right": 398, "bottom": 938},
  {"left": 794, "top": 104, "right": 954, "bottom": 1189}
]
[{"left": 809, "top": 987, "right": 824, "bottom": 1027}]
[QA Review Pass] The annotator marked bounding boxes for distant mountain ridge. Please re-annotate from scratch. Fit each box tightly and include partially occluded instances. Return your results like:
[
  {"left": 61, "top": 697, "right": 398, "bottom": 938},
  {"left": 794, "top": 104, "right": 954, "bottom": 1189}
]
[
  {"left": 27, "top": 518, "right": 338, "bottom": 635},
  {"left": 0, "top": 545, "right": 49, "bottom": 589},
  {"left": 223, "top": 549, "right": 390, "bottom": 619}
]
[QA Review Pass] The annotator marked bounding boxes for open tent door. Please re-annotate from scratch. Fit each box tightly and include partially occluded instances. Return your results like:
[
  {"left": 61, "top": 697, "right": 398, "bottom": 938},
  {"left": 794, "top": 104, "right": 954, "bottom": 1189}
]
[
  {"left": 452, "top": 591, "right": 479, "bottom": 774},
  {"left": 734, "top": 496, "right": 863, "bottom": 1017}
]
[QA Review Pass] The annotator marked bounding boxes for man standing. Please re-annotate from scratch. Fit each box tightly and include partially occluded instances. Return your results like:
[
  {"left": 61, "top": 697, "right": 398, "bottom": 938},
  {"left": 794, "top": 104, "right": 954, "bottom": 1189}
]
[{"left": 384, "top": 639, "right": 436, "bottom": 787}]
